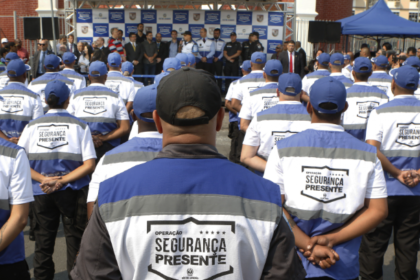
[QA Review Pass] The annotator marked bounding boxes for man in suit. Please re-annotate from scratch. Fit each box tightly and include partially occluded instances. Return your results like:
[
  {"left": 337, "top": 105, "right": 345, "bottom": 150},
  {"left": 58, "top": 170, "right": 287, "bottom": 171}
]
[
  {"left": 67, "top": 34, "right": 77, "bottom": 53},
  {"left": 168, "top": 30, "right": 180, "bottom": 58},
  {"left": 278, "top": 40, "right": 305, "bottom": 78},
  {"left": 73, "top": 42, "right": 84, "bottom": 65},
  {"left": 125, "top": 32, "right": 142, "bottom": 76},
  {"left": 97, "top": 37, "right": 109, "bottom": 63},
  {"left": 30, "top": 38, "right": 53, "bottom": 79},
  {"left": 295, "top": 41, "right": 307, "bottom": 68},
  {"left": 155, "top": 33, "right": 169, "bottom": 74}
]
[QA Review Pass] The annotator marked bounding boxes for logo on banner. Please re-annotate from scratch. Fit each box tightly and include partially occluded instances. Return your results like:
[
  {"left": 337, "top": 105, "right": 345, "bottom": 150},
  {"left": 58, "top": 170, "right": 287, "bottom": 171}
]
[
  {"left": 208, "top": 27, "right": 215, "bottom": 36},
  {"left": 227, "top": 15, "right": 231, "bottom": 19},
  {"left": 126, "top": 25, "right": 137, "bottom": 34},
  {"left": 396, "top": 123, "right": 420, "bottom": 147},
  {"left": 272, "top": 29, "right": 279, "bottom": 37},
  {"left": 143, "top": 12, "right": 156, "bottom": 21},
  {"left": 238, "top": 14, "right": 251, "bottom": 23},
  {"left": 193, "top": 13, "right": 201, "bottom": 21},
  {"left": 158, "top": 13, "right": 171, "bottom": 21},
  {"left": 174, "top": 13, "right": 187, "bottom": 22},
  {"left": 254, "top": 27, "right": 266, "bottom": 37},
  {"left": 78, "top": 11, "right": 91, "bottom": 21},
  {"left": 37, "top": 124, "right": 69, "bottom": 150},
  {"left": 129, "top": 12, "right": 137, "bottom": 20},
  {"left": 301, "top": 166, "right": 348, "bottom": 203},
  {"left": 222, "top": 26, "right": 235, "bottom": 36},
  {"left": 81, "top": 26, "right": 89, "bottom": 34},
  {"left": 94, "top": 12, "right": 107, "bottom": 20},
  {"left": 94, "top": 25, "right": 107, "bottom": 35},
  {"left": 158, "top": 25, "right": 171, "bottom": 36},
  {"left": 256, "top": 15, "right": 264, "bottom": 23},
  {"left": 269, "top": 14, "right": 283, "bottom": 24},
  {"left": 206, "top": 12, "right": 220, "bottom": 22},
  {"left": 190, "top": 26, "right": 203, "bottom": 37},
  {"left": 147, "top": 217, "right": 235, "bottom": 279},
  {"left": 110, "top": 11, "right": 123, "bottom": 21},
  {"left": 268, "top": 42, "right": 278, "bottom": 52},
  {"left": 146, "top": 26, "right": 153, "bottom": 33},
  {"left": 1, "top": 96, "right": 23, "bottom": 113}
]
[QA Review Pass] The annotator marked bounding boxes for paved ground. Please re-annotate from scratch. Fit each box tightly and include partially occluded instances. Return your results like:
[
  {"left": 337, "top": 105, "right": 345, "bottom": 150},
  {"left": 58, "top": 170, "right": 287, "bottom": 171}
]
[{"left": 24, "top": 114, "right": 420, "bottom": 279}]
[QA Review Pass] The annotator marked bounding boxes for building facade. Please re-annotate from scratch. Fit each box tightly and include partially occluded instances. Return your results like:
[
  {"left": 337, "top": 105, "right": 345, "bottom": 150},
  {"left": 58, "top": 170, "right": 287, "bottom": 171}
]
[{"left": 353, "top": 0, "right": 420, "bottom": 21}]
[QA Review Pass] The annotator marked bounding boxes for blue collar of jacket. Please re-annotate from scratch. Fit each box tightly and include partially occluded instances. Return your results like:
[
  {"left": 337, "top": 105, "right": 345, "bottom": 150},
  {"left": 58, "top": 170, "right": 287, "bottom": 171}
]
[{"left": 155, "top": 144, "right": 226, "bottom": 159}]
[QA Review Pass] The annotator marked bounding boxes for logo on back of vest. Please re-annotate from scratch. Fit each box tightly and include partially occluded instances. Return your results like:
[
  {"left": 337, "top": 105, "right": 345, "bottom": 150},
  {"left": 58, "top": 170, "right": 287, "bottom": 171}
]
[
  {"left": 148, "top": 217, "right": 235, "bottom": 279},
  {"left": 396, "top": 123, "right": 420, "bottom": 147},
  {"left": 356, "top": 101, "right": 379, "bottom": 119},
  {"left": 272, "top": 131, "right": 298, "bottom": 146},
  {"left": 301, "top": 166, "right": 348, "bottom": 203},
  {"left": 83, "top": 97, "right": 107, "bottom": 115},
  {"left": 1, "top": 96, "right": 24, "bottom": 113},
  {"left": 262, "top": 96, "right": 278, "bottom": 111},
  {"left": 37, "top": 124, "right": 69, "bottom": 149}
]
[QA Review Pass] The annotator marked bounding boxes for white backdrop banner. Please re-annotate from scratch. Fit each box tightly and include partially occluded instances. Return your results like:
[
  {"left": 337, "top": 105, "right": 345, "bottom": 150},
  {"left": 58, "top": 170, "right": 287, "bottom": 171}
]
[{"left": 76, "top": 9, "right": 284, "bottom": 54}]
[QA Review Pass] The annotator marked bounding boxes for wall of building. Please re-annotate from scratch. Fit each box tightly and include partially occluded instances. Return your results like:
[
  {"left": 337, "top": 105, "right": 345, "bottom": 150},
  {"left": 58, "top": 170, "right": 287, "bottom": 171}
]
[{"left": 316, "top": 0, "right": 353, "bottom": 20}]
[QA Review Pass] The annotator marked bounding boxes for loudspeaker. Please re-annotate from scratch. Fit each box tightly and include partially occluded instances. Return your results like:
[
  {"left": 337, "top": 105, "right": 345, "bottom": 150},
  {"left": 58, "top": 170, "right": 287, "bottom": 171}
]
[
  {"left": 42, "top": 18, "right": 59, "bottom": 40},
  {"left": 308, "top": 21, "right": 341, "bottom": 44},
  {"left": 24, "top": 18, "right": 41, "bottom": 40}
]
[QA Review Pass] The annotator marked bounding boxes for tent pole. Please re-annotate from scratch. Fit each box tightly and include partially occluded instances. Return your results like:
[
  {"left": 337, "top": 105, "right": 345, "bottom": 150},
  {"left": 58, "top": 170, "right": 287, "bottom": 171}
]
[
  {"left": 403, "top": 37, "right": 406, "bottom": 52},
  {"left": 345, "top": 35, "right": 348, "bottom": 53}
]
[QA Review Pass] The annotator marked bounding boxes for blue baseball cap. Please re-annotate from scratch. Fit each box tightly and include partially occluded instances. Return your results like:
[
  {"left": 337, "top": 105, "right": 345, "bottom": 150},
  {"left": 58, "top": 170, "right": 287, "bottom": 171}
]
[
  {"left": 133, "top": 85, "right": 157, "bottom": 123},
  {"left": 108, "top": 52, "right": 122, "bottom": 67},
  {"left": 372, "top": 55, "right": 389, "bottom": 68},
  {"left": 44, "top": 54, "right": 61, "bottom": 70},
  {"left": 318, "top": 53, "right": 330, "bottom": 67},
  {"left": 5, "top": 52, "right": 19, "bottom": 62},
  {"left": 278, "top": 73, "right": 302, "bottom": 96},
  {"left": 241, "top": 60, "right": 251, "bottom": 72},
  {"left": 89, "top": 61, "right": 108, "bottom": 77},
  {"left": 163, "top": 58, "right": 181, "bottom": 71},
  {"left": 121, "top": 61, "right": 134, "bottom": 74},
  {"left": 343, "top": 54, "right": 350, "bottom": 60},
  {"left": 263, "top": 60, "right": 283, "bottom": 77},
  {"left": 7, "top": 59, "right": 29, "bottom": 77},
  {"left": 353, "top": 57, "right": 372, "bottom": 73},
  {"left": 44, "top": 80, "right": 70, "bottom": 105},
  {"left": 393, "top": 65, "right": 419, "bottom": 90},
  {"left": 154, "top": 71, "right": 170, "bottom": 85},
  {"left": 310, "top": 76, "right": 346, "bottom": 114},
  {"left": 62, "top": 52, "right": 76, "bottom": 64},
  {"left": 176, "top": 53, "right": 188, "bottom": 66},
  {"left": 404, "top": 56, "right": 420, "bottom": 69},
  {"left": 187, "top": 53, "right": 196, "bottom": 66},
  {"left": 251, "top": 52, "right": 266, "bottom": 64},
  {"left": 330, "top": 53, "right": 344, "bottom": 66}
]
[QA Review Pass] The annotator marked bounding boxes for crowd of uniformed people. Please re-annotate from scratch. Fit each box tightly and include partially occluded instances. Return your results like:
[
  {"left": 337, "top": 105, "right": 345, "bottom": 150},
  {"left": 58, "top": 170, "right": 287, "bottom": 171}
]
[{"left": 1, "top": 33, "right": 420, "bottom": 280}]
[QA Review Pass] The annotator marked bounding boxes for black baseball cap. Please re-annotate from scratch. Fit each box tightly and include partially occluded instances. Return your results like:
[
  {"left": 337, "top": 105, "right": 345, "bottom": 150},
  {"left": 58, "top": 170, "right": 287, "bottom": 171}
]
[
  {"left": 182, "top": 31, "right": 192, "bottom": 36},
  {"left": 230, "top": 32, "right": 237, "bottom": 36},
  {"left": 156, "top": 68, "right": 221, "bottom": 126}
]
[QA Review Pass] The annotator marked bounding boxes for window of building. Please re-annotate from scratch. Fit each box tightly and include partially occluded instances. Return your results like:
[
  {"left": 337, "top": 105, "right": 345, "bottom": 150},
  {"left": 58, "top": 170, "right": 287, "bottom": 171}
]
[
  {"left": 409, "top": 13, "right": 419, "bottom": 22},
  {"left": 393, "top": 11, "right": 400, "bottom": 16},
  {"left": 410, "top": 0, "right": 419, "bottom": 2}
]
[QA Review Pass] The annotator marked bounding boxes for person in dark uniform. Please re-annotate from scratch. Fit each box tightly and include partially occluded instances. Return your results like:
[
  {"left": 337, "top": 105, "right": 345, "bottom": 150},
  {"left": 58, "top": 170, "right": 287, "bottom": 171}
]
[
  {"left": 248, "top": 32, "right": 264, "bottom": 59},
  {"left": 241, "top": 33, "right": 252, "bottom": 62},
  {"left": 223, "top": 32, "right": 242, "bottom": 92}
]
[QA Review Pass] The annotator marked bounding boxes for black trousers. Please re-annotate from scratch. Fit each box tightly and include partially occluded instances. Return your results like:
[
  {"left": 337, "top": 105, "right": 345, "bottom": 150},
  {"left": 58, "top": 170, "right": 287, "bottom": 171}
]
[
  {"left": 0, "top": 260, "right": 30, "bottom": 280},
  {"left": 32, "top": 186, "right": 88, "bottom": 280},
  {"left": 359, "top": 196, "right": 420, "bottom": 280},
  {"left": 156, "top": 60, "right": 163, "bottom": 74},
  {"left": 229, "top": 123, "right": 244, "bottom": 164},
  {"left": 196, "top": 61, "right": 213, "bottom": 73},
  {"left": 213, "top": 59, "right": 223, "bottom": 91},
  {"left": 134, "top": 62, "right": 143, "bottom": 83},
  {"left": 224, "top": 61, "right": 239, "bottom": 93},
  {"left": 95, "top": 142, "right": 115, "bottom": 164}
]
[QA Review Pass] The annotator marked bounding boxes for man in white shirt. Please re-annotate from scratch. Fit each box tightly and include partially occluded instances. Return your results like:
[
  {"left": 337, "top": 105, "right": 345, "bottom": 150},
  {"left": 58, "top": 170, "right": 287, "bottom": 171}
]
[
  {"left": 241, "top": 73, "right": 310, "bottom": 175},
  {"left": 361, "top": 65, "right": 420, "bottom": 280},
  {"left": 195, "top": 28, "right": 215, "bottom": 73},
  {"left": 368, "top": 55, "right": 393, "bottom": 99},
  {"left": 301, "top": 53, "right": 331, "bottom": 103},
  {"left": 329, "top": 53, "right": 353, "bottom": 89},
  {"left": 239, "top": 59, "right": 283, "bottom": 131},
  {"left": 60, "top": 52, "right": 86, "bottom": 91}
]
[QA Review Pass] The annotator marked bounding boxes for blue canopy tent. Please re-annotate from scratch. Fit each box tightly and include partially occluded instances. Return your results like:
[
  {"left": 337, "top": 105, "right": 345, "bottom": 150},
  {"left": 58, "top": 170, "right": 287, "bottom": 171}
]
[{"left": 337, "top": 0, "right": 420, "bottom": 51}]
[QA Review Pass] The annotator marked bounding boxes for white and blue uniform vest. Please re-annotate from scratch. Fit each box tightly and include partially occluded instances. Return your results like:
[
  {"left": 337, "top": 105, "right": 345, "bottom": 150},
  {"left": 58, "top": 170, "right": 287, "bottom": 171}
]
[
  {"left": 181, "top": 40, "right": 197, "bottom": 54},
  {"left": 342, "top": 82, "right": 389, "bottom": 141},
  {"left": 0, "top": 71, "right": 29, "bottom": 90},
  {"left": 0, "top": 82, "right": 43, "bottom": 138},
  {"left": 240, "top": 82, "right": 278, "bottom": 120},
  {"left": 196, "top": 37, "right": 215, "bottom": 63},
  {"left": 105, "top": 71, "right": 136, "bottom": 105},
  {"left": 60, "top": 68, "right": 87, "bottom": 91},
  {"left": 368, "top": 71, "right": 393, "bottom": 99},
  {"left": 28, "top": 73, "right": 75, "bottom": 113},
  {"left": 225, "top": 79, "right": 239, "bottom": 123},
  {"left": 330, "top": 73, "right": 353, "bottom": 89},
  {"left": 87, "top": 131, "right": 162, "bottom": 203},
  {"left": 213, "top": 38, "right": 225, "bottom": 60},
  {"left": 67, "top": 84, "right": 129, "bottom": 147},
  {"left": 18, "top": 109, "right": 96, "bottom": 196},
  {"left": 0, "top": 139, "right": 33, "bottom": 265},
  {"left": 302, "top": 70, "right": 331, "bottom": 95}
]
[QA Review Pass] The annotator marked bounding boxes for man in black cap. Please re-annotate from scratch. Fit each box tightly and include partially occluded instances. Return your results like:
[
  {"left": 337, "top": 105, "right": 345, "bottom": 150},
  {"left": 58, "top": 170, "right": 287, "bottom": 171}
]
[
  {"left": 70, "top": 68, "right": 306, "bottom": 280},
  {"left": 223, "top": 32, "right": 242, "bottom": 91},
  {"left": 179, "top": 31, "right": 197, "bottom": 54},
  {"left": 248, "top": 32, "right": 264, "bottom": 60}
]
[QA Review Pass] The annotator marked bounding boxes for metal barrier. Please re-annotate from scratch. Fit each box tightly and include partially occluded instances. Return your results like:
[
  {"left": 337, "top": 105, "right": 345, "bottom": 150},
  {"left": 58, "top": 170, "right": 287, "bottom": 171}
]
[{"left": 81, "top": 74, "right": 242, "bottom": 79}]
